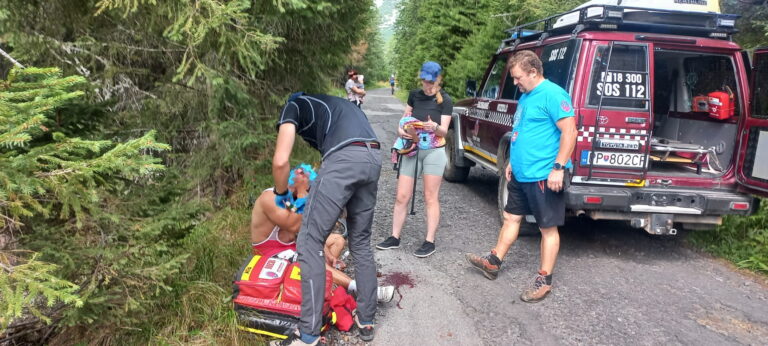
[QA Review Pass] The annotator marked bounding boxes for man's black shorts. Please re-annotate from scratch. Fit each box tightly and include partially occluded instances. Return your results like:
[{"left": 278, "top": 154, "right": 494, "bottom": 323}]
[{"left": 504, "top": 173, "right": 566, "bottom": 228}]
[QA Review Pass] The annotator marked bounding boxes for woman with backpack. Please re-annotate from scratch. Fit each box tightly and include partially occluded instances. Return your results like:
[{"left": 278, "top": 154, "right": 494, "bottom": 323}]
[{"left": 376, "top": 61, "right": 453, "bottom": 257}]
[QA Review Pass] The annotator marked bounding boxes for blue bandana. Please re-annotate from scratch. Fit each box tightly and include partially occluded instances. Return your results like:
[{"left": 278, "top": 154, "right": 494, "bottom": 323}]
[{"left": 288, "top": 163, "right": 317, "bottom": 186}]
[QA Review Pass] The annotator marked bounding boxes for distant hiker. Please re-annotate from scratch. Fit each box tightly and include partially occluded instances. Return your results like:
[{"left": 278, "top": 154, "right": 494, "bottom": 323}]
[
  {"left": 270, "top": 93, "right": 382, "bottom": 345},
  {"left": 465, "top": 50, "right": 577, "bottom": 303},
  {"left": 376, "top": 61, "right": 453, "bottom": 258},
  {"left": 389, "top": 74, "right": 396, "bottom": 95},
  {"left": 345, "top": 70, "right": 366, "bottom": 108}
]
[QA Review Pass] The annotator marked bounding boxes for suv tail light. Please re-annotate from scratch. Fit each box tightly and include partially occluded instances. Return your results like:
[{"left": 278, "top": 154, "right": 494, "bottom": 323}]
[
  {"left": 584, "top": 196, "right": 603, "bottom": 204},
  {"left": 730, "top": 202, "right": 750, "bottom": 211}
]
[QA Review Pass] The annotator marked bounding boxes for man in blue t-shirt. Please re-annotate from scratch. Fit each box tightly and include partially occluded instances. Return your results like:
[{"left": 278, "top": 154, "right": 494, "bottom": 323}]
[{"left": 466, "top": 50, "right": 577, "bottom": 303}]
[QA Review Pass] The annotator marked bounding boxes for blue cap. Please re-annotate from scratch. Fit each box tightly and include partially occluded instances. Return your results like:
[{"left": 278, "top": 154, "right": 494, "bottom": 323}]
[{"left": 419, "top": 61, "right": 442, "bottom": 82}]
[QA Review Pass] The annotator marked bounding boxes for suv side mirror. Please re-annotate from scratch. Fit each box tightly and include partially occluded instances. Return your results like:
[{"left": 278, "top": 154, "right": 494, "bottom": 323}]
[{"left": 466, "top": 79, "right": 477, "bottom": 97}]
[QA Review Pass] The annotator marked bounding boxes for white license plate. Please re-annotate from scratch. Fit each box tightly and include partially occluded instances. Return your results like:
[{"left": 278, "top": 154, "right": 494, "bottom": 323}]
[{"left": 588, "top": 151, "right": 646, "bottom": 168}]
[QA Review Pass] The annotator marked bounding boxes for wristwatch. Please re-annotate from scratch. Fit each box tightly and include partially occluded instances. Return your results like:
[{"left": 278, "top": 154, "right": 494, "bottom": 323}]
[
  {"left": 273, "top": 187, "right": 289, "bottom": 196},
  {"left": 553, "top": 162, "right": 564, "bottom": 171}
]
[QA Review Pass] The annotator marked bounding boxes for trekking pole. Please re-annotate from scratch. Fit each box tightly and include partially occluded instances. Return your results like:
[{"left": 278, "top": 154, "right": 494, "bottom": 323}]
[
  {"left": 409, "top": 149, "right": 418, "bottom": 215},
  {"left": 394, "top": 149, "right": 402, "bottom": 174}
]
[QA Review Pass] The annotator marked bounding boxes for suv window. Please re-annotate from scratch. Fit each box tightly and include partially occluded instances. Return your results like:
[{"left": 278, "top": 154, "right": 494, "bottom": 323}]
[
  {"left": 684, "top": 55, "right": 740, "bottom": 115},
  {"left": 482, "top": 55, "right": 507, "bottom": 99},
  {"left": 500, "top": 65, "right": 519, "bottom": 101},
  {"left": 752, "top": 53, "right": 768, "bottom": 119},
  {"left": 542, "top": 40, "right": 578, "bottom": 90},
  {"left": 587, "top": 44, "right": 649, "bottom": 109}
]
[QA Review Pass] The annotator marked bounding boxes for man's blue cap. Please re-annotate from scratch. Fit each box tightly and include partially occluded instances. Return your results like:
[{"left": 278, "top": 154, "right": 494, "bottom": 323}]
[{"left": 419, "top": 61, "right": 442, "bottom": 82}]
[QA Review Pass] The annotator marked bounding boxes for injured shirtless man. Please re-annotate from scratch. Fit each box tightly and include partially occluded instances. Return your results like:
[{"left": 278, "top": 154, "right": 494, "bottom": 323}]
[{"left": 250, "top": 164, "right": 394, "bottom": 303}]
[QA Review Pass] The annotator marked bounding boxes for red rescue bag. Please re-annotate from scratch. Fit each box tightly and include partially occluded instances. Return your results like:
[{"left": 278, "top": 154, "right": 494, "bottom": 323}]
[
  {"left": 233, "top": 246, "right": 334, "bottom": 339},
  {"left": 707, "top": 88, "right": 734, "bottom": 120}
]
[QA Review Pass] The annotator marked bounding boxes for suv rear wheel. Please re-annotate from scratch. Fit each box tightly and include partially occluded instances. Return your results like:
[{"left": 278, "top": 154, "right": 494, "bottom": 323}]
[
  {"left": 443, "top": 128, "right": 470, "bottom": 182},
  {"left": 497, "top": 156, "right": 538, "bottom": 236}
]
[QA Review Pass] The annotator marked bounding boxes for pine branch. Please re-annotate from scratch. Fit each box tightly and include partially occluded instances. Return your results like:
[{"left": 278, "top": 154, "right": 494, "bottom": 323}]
[{"left": 0, "top": 47, "right": 24, "bottom": 68}]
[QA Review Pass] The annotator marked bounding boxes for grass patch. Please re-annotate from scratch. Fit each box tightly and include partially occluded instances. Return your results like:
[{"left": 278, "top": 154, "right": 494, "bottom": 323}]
[
  {"left": 117, "top": 207, "right": 264, "bottom": 345},
  {"left": 371, "top": 81, "right": 391, "bottom": 90},
  {"left": 689, "top": 198, "right": 768, "bottom": 275},
  {"left": 116, "top": 141, "right": 320, "bottom": 344},
  {"left": 326, "top": 85, "right": 347, "bottom": 99},
  {"left": 394, "top": 87, "right": 409, "bottom": 104}
]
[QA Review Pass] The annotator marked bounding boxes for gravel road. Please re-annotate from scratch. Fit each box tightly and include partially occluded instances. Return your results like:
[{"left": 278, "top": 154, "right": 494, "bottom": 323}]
[{"left": 335, "top": 87, "right": 768, "bottom": 346}]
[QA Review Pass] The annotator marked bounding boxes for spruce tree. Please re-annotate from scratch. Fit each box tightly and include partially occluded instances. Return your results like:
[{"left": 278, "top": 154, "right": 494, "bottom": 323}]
[{"left": 0, "top": 65, "right": 168, "bottom": 331}]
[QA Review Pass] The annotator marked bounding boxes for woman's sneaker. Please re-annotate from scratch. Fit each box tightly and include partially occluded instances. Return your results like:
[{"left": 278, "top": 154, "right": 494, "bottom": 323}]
[
  {"left": 377, "top": 285, "right": 395, "bottom": 303},
  {"left": 413, "top": 241, "right": 436, "bottom": 257},
  {"left": 376, "top": 236, "right": 400, "bottom": 250}
]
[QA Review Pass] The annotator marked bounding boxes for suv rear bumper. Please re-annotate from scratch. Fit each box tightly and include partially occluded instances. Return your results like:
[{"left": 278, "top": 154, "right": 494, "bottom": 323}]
[{"left": 566, "top": 185, "right": 757, "bottom": 217}]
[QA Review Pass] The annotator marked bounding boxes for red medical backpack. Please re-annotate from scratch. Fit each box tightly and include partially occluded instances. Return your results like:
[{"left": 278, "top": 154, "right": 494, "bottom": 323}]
[{"left": 233, "top": 246, "right": 334, "bottom": 339}]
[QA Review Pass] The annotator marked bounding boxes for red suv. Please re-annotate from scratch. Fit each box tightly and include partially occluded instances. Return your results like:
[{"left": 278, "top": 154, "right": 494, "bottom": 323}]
[{"left": 446, "top": 4, "right": 768, "bottom": 235}]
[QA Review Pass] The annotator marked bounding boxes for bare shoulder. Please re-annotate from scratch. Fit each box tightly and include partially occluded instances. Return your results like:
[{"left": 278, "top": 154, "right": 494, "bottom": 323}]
[{"left": 256, "top": 189, "right": 275, "bottom": 209}]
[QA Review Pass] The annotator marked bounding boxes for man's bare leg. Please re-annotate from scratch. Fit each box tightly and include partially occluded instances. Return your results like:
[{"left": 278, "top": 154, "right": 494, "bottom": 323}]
[
  {"left": 539, "top": 226, "right": 560, "bottom": 274},
  {"left": 328, "top": 265, "right": 351, "bottom": 288},
  {"left": 465, "top": 212, "right": 523, "bottom": 280},
  {"left": 493, "top": 212, "right": 524, "bottom": 261},
  {"left": 325, "top": 233, "right": 350, "bottom": 288},
  {"left": 520, "top": 225, "right": 559, "bottom": 303},
  {"left": 325, "top": 234, "right": 346, "bottom": 265},
  {"left": 324, "top": 238, "right": 393, "bottom": 303}
]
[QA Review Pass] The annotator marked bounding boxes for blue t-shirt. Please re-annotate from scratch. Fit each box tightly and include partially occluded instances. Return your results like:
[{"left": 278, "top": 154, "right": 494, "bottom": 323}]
[{"left": 509, "top": 79, "right": 574, "bottom": 182}]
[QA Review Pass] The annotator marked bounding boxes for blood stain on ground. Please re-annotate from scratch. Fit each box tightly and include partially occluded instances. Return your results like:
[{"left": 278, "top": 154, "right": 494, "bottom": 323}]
[{"left": 381, "top": 272, "right": 415, "bottom": 309}]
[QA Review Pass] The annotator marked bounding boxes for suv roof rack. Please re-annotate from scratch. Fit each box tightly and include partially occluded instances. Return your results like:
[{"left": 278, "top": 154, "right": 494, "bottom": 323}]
[{"left": 501, "top": 5, "right": 739, "bottom": 49}]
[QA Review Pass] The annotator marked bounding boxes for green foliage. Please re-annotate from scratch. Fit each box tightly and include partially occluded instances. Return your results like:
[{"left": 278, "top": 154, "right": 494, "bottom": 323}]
[
  {"left": 393, "top": 0, "right": 486, "bottom": 93},
  {"left": 0, "top": 253, "right": 82, "bottom": 330},
  {"left": 362, "top": 30, "right": 390, "bottom": 82},
  {"left": 0, "top": 65, "right": 181, "bottom": 336},
  {"left": 392, "top": 0, "right": 584, "bottom": 97},
  {"left": 0, "top": 0, "right": 375, "bottom": 342},
  {"left": 689, "top": 199, "right": 768, "bottom": 274},
  {"left": 723, "top": 0, "right": 768, "bottom": 49}
]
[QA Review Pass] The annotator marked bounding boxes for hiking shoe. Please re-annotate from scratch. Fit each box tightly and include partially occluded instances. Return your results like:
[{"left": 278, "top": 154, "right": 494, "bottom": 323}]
[
  {"left": 520, "top": 272, "right": 552, "bottom": 303},
  {"left": 354, "top": 315, "right": 375, "bottom": 342},
  {"left": 376, "top": 236, "right": 400, "bottom": 250},
  {"left": 377, "top": 285, "right": 395, "bottom": 303},
  {"left": 269, "top": 330, "right": 318, "bottom": 346},
  {"left": 413, "top": 241, "right": 436, "bottom": 257},
  {"left": 465, "top": 252, "right": 501, "bottom": 280}
]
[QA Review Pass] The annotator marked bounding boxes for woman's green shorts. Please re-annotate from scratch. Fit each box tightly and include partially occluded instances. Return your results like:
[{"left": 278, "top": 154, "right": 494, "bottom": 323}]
[{"left": 399, "top": 147, "right": 447, "bottom": 177}]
